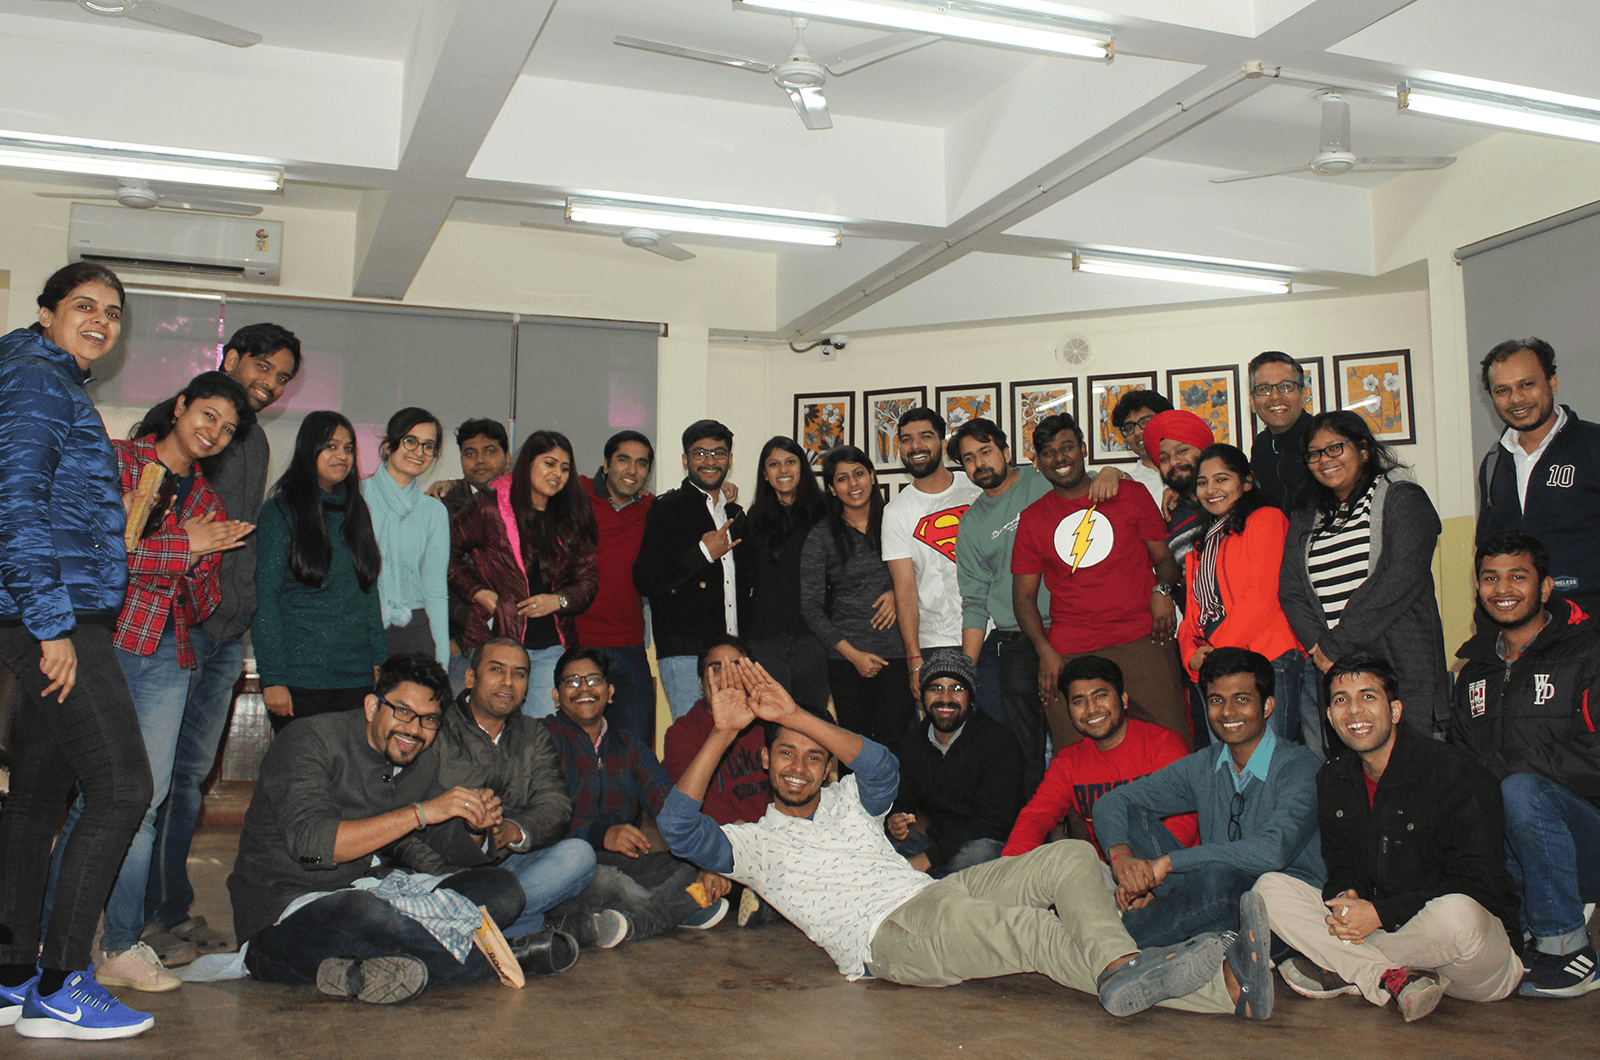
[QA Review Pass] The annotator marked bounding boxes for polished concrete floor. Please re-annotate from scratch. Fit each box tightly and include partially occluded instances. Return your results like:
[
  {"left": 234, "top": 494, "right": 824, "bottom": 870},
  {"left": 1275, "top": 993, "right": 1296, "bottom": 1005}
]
[{"left": 23, "top": 825, "right": 1597, "bottom": 1060}]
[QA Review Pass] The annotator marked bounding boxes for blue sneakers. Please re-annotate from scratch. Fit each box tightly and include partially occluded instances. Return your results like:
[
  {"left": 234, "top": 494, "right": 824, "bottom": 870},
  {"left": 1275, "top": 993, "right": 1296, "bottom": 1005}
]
[
  {"left": 1, "top": 973, "right": 36, "bottom": 1027},
  {"left": 13, "top": 969, "right": 154, "bottom": 1040}
]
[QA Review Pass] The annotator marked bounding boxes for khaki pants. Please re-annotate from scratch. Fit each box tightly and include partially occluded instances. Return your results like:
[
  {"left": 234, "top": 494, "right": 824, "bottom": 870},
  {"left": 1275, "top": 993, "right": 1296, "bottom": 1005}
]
[
  {"left": 869, "top": 841, "right": 1232, "bottom": 1013},
  {"left": 1254, "top": 873, "right": 1524, "bottom": 1005}
]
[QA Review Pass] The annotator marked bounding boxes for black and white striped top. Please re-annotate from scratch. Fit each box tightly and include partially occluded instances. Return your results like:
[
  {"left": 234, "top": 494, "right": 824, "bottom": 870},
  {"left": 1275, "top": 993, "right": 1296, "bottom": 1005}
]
[{"left": 1308, "top": 486, "right": 1375, "bottom": 628}]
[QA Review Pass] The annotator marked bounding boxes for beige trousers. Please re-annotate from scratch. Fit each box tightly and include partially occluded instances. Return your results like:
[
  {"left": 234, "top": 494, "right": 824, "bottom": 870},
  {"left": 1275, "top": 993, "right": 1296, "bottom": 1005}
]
[
  {"left": 1253, "top": 872, "right": 1524, "bottom": 1005},
  {"left": 869, "top": 840, "right": 1233, "bottom": 1013}
]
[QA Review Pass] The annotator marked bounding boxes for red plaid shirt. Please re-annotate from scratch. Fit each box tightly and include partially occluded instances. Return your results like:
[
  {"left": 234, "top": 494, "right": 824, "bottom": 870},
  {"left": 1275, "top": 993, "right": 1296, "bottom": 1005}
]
[{"left": 113, "top": 438, "right": 226, "bottom": 668}]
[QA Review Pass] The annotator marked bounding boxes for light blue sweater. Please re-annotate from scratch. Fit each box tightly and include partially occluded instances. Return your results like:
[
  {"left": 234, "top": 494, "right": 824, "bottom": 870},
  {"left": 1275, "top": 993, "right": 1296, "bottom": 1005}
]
[{"left": 362, "top": 467, "right": 450, "bottom": 666}]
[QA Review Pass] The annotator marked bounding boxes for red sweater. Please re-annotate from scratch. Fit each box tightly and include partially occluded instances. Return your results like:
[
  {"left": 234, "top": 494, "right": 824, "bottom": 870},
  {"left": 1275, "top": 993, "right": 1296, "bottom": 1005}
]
[
  {"left": 1001, "top": 717, "right": 1199, "bottom": 858},
  {"left": 1177, "top": 506, "right": 1303, "bottom": 680},
  {"left": 661, "top": 699, "right": 770, "bottom": 826},
  {"left": 573, "top": 475, "right": 652, "bottom": 648}
]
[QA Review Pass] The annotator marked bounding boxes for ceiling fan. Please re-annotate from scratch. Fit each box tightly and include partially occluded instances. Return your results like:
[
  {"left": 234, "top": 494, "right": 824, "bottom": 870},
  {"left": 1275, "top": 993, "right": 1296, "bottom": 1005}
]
[
  {"left": 27, "top": 0, "right": 261, "bottom": 48},
  {"left": 1210, "top": 90, "right": 1456, "bottom": 184},
  {"left": 615, "top": 18, "right": 937, "bottom": 130},
  {"left": 519, "top": 218, "right": 696, "bottom": 262},
  {"left": 36, "top": 179, "right": 263, "bottom": 216}
]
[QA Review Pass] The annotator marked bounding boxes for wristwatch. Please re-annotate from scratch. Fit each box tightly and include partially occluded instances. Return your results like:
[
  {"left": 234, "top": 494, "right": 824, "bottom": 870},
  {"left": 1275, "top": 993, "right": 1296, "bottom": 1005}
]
[
  {"left": 1151, "top": 583, "right": 1175, "bottom": 597},
  {"left": 557, "top": 593, "right": 570, "bottom": 610}
]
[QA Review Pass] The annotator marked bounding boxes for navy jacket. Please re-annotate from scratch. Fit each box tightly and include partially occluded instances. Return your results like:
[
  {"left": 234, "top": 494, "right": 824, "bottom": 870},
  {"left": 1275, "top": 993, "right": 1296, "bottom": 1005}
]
[
  {"left": 0, "top": 328, "right": 127, "bottom": 639},
  {"left": 1250, "top": 412, "right": 1314, "bottom": 513}
]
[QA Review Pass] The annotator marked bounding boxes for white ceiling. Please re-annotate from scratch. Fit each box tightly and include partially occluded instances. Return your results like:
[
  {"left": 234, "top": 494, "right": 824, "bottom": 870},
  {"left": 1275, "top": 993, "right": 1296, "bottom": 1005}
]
[{"left": 1, "top": 0, "right": 1597, "bottom": 338}]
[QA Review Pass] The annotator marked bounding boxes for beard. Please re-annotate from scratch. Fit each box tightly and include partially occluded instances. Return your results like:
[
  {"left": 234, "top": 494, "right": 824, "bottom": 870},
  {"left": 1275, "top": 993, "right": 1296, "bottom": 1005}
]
[
  {"left": 903, "top": 450, "right": 942, "bottom": 479},
  {"left": 691, "top": 466, "right": 728, "bottom": 492},
  {"left": 1163, "top": 466, "right": 1196, "bottom": 496},
  {"left": 969, "top": 464, "right": 1006, "bottom": 490}
]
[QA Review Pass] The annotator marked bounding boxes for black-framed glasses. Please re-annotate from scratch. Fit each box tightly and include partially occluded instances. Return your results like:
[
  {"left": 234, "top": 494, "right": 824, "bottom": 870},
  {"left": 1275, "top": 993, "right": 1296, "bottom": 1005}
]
[
  {"left": 1306, "top": 440, "right": 1350, "bottom": 463},
  {"left": 398, "top": 435, "right": 438, "bottom": 456},
  {"left": 1121, "top": 416, "right": 1155, "bottom": 436},
  {"left": 925, "top": 680, "right": 968, "bottom": 695},
  {"left": 378, "top": 695, "right": 442, "bottom": 730},
  {"left": 1227, "top": 789, "right": 1246, "bottom": 841},
  {"left": 689, "top": 447, "right": 730, "bottom": 460},
  {"left": 559, "top": 673, "right": 608, "bottom": 690},
  {"left": 1250, "top": 381, "right": 1302, "bottom": 398}
]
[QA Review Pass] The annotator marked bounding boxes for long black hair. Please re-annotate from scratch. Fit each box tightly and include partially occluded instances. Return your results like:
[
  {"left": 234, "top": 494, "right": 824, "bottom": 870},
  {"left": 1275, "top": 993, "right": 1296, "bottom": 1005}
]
[
  {"left": 748, "top": 435, "right": 825, "bottom": 563},
  {"left": 1301, "top": 409, "right": 1405, "bottom": 531},
  {"left": 509, "top": 430, "right": 597, "bottom": 589},
  {"left": 270, "top": 410, "right": 381, "bottom": 590},
  {"left": 819, "top": 445, "right": 882, "bottom": 560},
  {"left": 1193, "top": 443, "right": 1263, "bottom": 538},
  {"left": 133, "top": 371, "right": 255, "bottom": 447}
]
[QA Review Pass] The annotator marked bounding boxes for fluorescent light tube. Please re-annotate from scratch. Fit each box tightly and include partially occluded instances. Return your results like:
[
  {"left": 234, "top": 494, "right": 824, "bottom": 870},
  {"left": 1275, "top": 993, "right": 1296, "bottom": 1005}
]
[
  {"left": 736, "top": 0, "right": 1113, "bottom": 60},
  {"left": 1399, "top": 80, "right": 1600, "bottom": 144},
  {"left": 566, "top": 199, "right": 841, "bottom": 247},
  {"left": 0, "top": 139, "right": 282, "bottom": 191},
  {"left": 1073, "top": 252, "right": 1291, "bottom": 294}
]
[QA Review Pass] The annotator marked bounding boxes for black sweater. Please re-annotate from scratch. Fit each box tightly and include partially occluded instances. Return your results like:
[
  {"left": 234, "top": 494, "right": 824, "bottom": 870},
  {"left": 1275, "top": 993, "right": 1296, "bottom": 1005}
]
[{"left": 892, "top": 710, "right": 1025, "bottom": 868}]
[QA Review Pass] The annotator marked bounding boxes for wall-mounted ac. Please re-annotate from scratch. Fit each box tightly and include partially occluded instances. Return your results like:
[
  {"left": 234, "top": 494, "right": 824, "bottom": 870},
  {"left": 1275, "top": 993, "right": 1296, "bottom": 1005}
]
[{"left": 67, "top": 203, "right": 282, "bottom": 284}]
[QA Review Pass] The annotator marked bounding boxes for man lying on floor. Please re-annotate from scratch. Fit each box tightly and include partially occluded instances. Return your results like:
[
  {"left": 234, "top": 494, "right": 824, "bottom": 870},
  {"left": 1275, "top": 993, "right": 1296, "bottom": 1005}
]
[{"left": 658, "top": 657, "right": 1277, "bottom": 1019}]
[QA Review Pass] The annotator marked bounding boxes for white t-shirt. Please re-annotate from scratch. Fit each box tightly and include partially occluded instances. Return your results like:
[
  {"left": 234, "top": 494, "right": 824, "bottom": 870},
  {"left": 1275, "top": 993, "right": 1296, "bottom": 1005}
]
[
  {"left": 1120, "top": 462, "right": 1164, "bottom": 509},
  {"left": 881, "top": 472, "right": 983, "bottom": 647}
]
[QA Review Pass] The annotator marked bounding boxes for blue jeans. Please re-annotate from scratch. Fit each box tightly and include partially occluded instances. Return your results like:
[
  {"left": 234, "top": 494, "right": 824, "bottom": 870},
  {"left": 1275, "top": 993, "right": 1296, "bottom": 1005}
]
[
  {"left": 145, "top": 625, "right": 244, "bottom": 928},
  {"left": 1118, "top": 807, "right": 1258, "bottom": 949},
  {"left": 658, "top": 654, "right": 701, "bottom": 721},
  {"left": 1291, "top": 653, "right": 1326, "bottom": 760},
  {"left": 974, "top": 632, "right": 1006, "bottom": 727},
  {"left": 447, "top": 650, "right": 472, "bottom": 702},
  {"left": 892, "top": 831, "right": 1005, "bottom": 880},
  {"left": 500, "top": 838, "right": 597, "bottom": 938},
  {"left": 602, "top": 644, "right": 656, "bottom": 749},
  {"left": 549, "top": 851, "right": 702, "bottom": 942},
  {"left": 1501, "top": 772, "right": 1600, "bottom": 953},
  {"left": 519, "top": 643, "right": 565, "bottom": 719},
  {"left": 46, "top": 628, "right": 191, "bottom": 953},
  {"left": 1266, "top": 650, "right": 1303, "bottom": 745}
]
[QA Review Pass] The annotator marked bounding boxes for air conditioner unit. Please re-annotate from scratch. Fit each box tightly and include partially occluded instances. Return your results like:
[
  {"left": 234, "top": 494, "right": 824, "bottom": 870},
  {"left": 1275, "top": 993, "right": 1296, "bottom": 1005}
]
[{"left": 67, "top": 203, "right": 282, "bottom": 284}]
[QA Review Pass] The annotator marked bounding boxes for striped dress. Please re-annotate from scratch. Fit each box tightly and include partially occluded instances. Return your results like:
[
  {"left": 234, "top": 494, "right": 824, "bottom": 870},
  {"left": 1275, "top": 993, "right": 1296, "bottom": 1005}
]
[{"left": 1306, "top": 485, "right": 1375, "bottom": 628}]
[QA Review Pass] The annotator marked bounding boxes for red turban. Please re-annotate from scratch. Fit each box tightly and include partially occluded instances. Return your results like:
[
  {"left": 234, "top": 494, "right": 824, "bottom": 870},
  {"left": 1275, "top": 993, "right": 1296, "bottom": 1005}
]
[{"left": 1143, "top": 410, "right": 1214, "bottom": 458}]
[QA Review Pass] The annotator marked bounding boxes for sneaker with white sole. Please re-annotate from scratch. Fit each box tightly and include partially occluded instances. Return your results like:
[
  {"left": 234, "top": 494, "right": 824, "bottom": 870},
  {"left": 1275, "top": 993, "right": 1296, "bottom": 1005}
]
[
  {"left": 1519, "top": 945, "right": 1600, "bottom": 998},
  {"left": 550, "top": 910, "right": 631, "bottom": 949},
  {"left": 1279, "top": 956, "right": 1360, "bottom": 999},
  {"left": 14, "top": 969, "right": 154, "bottom": 1040},
  {"left": 138, "top": 925, "right": 200, "bottom": 968},
  {"left": 95, "top": 943, "right": 181, "bottom": 993},
  {"left": 1, "top": 972, "right": 37, "bottom": 1027},
  {"left": 1380, "top": 967, "right": 1449, "bottom": 1021},
  {"left": 680, "top": 898, "right": 729, "bottom": 930}
]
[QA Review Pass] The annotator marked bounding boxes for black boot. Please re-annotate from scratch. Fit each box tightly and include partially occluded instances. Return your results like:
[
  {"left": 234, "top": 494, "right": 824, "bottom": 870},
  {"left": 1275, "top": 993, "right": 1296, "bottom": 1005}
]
[{"left": 507, "top": 927, "right": 579, "bottom": 976}]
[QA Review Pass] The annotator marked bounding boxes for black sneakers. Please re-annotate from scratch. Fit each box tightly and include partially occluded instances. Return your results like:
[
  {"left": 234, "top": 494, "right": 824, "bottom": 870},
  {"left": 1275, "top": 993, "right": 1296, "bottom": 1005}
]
[{"left": 1519, "top": 945, "right": 1600, "bottom": 998}]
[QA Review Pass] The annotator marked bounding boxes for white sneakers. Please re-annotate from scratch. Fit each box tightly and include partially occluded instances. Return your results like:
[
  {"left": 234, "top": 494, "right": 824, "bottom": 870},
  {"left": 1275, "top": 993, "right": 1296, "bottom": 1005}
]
[{"left": 95, "top": 943, "right": 181, "bottom": 993}]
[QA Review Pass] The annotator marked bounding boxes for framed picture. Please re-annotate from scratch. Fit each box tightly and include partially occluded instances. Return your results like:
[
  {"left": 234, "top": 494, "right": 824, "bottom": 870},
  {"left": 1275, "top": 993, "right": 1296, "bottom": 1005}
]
[
  {"left": 935, "top": 382, "right": 1002, "bottom": 438},
  {"left": 1333, "top": 349, "right": 1416, "bottom": 444},
  {"left": 1249, "top": 356, "right": 1326, "bottom": 436},
  {"left": 1166, "top": 364, "right": 1243, "bottom": 449},
  {"left": 862, "top": 386, "right": 927, "bottom": 469},
  {"left": 1009, "top": 378, "right": 1078, "bottom": 465},
  {"left": 1086, "top": 372, "right": 1158, "bottom": 464},
  {"left": 794, "top": 391, "right": 854, "bottom": 466}
]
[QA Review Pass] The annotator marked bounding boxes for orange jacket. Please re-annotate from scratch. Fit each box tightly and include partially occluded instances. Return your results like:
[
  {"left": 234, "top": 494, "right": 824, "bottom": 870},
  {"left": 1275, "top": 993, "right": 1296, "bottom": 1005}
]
[{"left": 1179, "top": 506, "right": 1303, "bottom": 681}]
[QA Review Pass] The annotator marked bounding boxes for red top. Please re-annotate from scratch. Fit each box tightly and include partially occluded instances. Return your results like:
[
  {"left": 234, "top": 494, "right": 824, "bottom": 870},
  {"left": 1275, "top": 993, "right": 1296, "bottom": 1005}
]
[
  {"left": 1364, "top": 771, "right": 1379, "bottom": 807},
  {"left": 573, "top": 475, "right": 653, "bottom": 647},
  {"left": 1177, "top": 506, "right": 1304, "bottom": 680},
  {"left": 661, "top": 698, "right": 771, "bottom": 826},
  {"left": 1012, "top": 487, "right": 1167, "bottom": 654},
  {"left": 1001, "top": 717, "right": 1198, "bottom": 858}
]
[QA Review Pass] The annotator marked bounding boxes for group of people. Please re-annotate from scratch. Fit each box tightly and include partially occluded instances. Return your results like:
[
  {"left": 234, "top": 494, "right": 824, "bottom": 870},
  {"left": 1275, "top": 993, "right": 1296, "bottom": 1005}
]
[{"left": 0, "top": 262, "right": 1593, "bottom": 1042}]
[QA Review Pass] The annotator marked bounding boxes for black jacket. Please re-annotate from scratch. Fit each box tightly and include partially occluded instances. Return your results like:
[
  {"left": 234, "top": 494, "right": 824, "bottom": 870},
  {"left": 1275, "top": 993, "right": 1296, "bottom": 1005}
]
[
  {"left": 1450, "top": 596, "right": 1600, "bottom": 804},
  {"left": 892, "top": 710, "right": 1024, "bottom": 868},
  {"left": 632, "top": 477, "right": 747, "bottom": 658},
  {"left": 1319, "top": 724, "right": 1518, "bottom": 939},
  {"left": 1477, "top": 406, "right": 1600, "bottom": 617},
  {"left": 1250, "top": 412, "right": 1314, "bottom": 512}
]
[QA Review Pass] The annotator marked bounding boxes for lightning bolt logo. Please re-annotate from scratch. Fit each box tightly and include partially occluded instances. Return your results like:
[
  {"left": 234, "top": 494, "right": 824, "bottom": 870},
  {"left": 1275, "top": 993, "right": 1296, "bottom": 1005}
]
[{"left": 1069, "top": 505, "right": 1098, "bottom": 572}]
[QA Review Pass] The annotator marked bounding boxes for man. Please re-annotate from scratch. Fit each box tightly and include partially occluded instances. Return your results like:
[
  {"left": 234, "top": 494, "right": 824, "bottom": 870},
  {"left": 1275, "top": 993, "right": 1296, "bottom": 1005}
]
[
  {"left": 1012, "top": 412, "right": 1192, "bottom": 745},
  {"left": 882, "top": 407, "right": 981, "bottom": 700},
  {"left": 543, "top": 647, "right": 729, "bottom": 937},
  {"left": 429, "top": 418, "right": 511, "bottom": 691},
  {"left": 1476, "top": 338, "right": 1600, "bottom": 616},
  {"left": 142, "top": 323, "right": 301, "bottom": 964},
  {"left": 577, "top": 431, "right": 657, "bottom": 747},
  {"left": 1256, "top": 657, "right": 1522, "bottom": 1022},
  {"left": 1247, "top": 352, "right": 1314, "bottom": 511},
  {"left": 1094, "top": 648, "right": 1323, "bottom": 949},
  {"left": 1109, "top": 389, "right": 1173, "bottom": 508},
  {"left": 634, "top": 419, "right": 745, "bottom": 720},
  {"left": 888, "top": 649, "right": 1024, "bottom": 878},
  {"left": 1002, "top": 654, "right": 1197, "bottom": 859},
  {"left": 1142, "top": 409, "right": 1214, "bottom": 570},
  {"left": 660, "top": 656, "right": 1269, "bottom": 1020},
  {"left": 229, "top": 653, "right": 572, "bottom": 1004},
  {"left": 425, "top": 637, "right": 622, "bottom": 950},
  {"left": 1451, "top": 531, "right": 1600, "bottom": 997}
]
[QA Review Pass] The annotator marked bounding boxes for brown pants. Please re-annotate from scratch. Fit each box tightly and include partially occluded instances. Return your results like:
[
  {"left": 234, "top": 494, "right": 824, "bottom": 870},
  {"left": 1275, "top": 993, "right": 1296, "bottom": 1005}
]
[{"left": 1048, "top": 634, "right": 1193, "bottom": 751}]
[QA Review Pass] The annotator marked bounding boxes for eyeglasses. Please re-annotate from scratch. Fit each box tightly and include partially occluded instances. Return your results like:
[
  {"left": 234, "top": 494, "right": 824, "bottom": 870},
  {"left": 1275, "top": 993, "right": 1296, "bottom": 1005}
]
[
  {"left": 689, "top": 447, "right": 730, "bottom": 460},
  {"left": 1227, "top": 789, "right": 1246, "bottom": 841},
  {"left": 1306, "top": 440, "right": 1350, "bottom": 463},
  {"left": 925, "top": 681, "right": 968, "bottom": 695},
  {"left": 378, "top": 695, "right": 442, "bottom": 730},
  {"left": 1250, "top": 381, "right": 1302, "bottom": 398},
  {"left": 559, "top": 673, "right": 608, "bottom": 690},
  {"left": 398, "top": 435, "right": 438, "bottom": 456},
  {"left": 1121, "top": 416, "right": 1155, "bottom": 436}
]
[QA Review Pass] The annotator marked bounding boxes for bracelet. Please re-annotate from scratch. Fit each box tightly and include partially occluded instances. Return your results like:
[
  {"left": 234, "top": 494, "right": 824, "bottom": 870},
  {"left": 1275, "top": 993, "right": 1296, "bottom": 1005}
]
[
  {"left": 412, "top": 803, "right": 427, "bottom": 830},
  {"left": 1109, "top": 850, "right": 1130, "bottom": 863}
]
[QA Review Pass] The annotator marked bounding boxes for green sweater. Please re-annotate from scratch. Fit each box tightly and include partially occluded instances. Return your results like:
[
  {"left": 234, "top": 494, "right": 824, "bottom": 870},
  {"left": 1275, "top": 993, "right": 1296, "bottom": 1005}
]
[
  {"left": 955, "top": 465, "right": 1052, "bottom": 634},
  {"left": 251, "top": 490, "right": 388, "bottom": 689}
]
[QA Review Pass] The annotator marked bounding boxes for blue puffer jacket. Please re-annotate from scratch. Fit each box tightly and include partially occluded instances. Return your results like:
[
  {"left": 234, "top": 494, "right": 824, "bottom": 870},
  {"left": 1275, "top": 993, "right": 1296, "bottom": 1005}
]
[{"left": 0, "top": 327, "right": 127, "bottom": 639}]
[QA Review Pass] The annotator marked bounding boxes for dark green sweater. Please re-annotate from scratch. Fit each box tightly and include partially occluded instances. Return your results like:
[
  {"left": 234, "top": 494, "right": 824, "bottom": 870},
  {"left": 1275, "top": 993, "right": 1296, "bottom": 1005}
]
[{"left": 251, "top": 489, "right": 387, "bottom": 689}]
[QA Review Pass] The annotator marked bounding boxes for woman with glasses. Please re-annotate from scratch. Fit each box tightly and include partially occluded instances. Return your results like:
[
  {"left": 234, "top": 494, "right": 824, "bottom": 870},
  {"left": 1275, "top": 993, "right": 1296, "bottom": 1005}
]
[
  {"left": 362, "top": 408, "right": 450, "bottom": 667},
  {"left": 449, "top": 430, "right": 598, "bottom": 715},
  {"left": 253, "top": 411, "right": 388, "bottom": 732},
  {"left": 1279, "top": 410, "right": 1448, "bottom": 750}
]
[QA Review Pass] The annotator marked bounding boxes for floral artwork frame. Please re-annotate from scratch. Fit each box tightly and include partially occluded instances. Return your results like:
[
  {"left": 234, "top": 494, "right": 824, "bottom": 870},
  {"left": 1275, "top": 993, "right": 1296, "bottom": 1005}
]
[
  {"left": 1166, "top": 364, "right": 1243, "bottom": 449},
  {"left": 935, "top": 382, "right": 1002, "bottom": 440},
  {"left": 862, "top": 386, "right": 927, "bottom": 469},
  {"left": 794, "top": 391, "right": 854, "bottom": 466},
  {"left": 1009, "top": 378, "right": 1078, "bottom": 465},
  {"left": 1085, "top": 372, "right": 1158, "bottom": 464},
  {"left": 1333, "top": 349, "right": 1416, "bottom": 445},
  {"left": 1248, "top": 357, "right": 1326, "bottom": 436}
]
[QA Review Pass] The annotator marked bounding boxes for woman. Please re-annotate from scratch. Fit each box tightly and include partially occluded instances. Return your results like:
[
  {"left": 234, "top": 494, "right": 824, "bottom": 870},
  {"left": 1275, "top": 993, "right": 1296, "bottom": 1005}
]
[
  {"left": 253, "top": 412, "right": 388, "bottom": 731},
  {"left": 48, "top": 371, "right": 255, "bottom": 992},
  {"left": 1280, "top": 410, "right": 1449, "bottom": 750},
  {"left": 0, "top": 263, "right": 154, "bottom": 1038},
  {"left": 799, "top": 446, "right": 914, "bottom": 748},
  {"left": 362, "top": 407, "right": 450, "bottom": 667},
  {"left": 1177, "top": 444, "right": 1304, "bottom": 741},
  {"left": 449, "top": 430, "right": 598, "bottom": 714}
]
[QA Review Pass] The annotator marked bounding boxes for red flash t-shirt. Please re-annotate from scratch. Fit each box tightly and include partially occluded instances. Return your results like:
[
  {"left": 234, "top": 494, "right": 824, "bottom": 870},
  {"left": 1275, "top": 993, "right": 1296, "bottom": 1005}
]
[{"left": 1011, "top": 487, "right": 1167, "bottom": 654}]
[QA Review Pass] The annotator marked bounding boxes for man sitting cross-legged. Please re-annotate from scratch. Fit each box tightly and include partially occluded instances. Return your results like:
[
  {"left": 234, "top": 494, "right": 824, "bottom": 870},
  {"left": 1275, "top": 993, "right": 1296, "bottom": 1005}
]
[
  {"left": 1255, "top": 657, "right": 1523, "bottom": 1022},
  {"left": 660, "top": 656, "right": 1273, "bottom": 1020}
]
